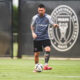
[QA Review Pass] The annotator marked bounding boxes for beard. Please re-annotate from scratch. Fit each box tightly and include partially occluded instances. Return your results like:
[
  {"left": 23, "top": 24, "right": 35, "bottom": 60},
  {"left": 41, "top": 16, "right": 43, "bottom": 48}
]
[{"left": 39, "top": 13, "right": 44, "bottom": 17}]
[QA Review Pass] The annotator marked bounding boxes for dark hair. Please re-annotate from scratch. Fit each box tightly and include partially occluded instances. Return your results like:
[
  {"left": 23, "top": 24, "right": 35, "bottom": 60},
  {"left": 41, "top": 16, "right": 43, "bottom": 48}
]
[{"left": 38, "top": 4, "right": 45, "bottom": 8}]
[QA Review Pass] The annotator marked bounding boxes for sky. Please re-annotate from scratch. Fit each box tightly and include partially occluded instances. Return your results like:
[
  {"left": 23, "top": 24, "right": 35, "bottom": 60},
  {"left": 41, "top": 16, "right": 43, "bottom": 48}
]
[{"left": 13, "top": 0, "right": 18, "bottom": 7}]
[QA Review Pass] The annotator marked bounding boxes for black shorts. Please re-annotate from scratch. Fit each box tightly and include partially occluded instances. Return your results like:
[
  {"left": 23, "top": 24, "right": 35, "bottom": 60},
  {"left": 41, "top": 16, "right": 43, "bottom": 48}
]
[{"left": 33, "top": 39, "right": 51, "bottom": 52}]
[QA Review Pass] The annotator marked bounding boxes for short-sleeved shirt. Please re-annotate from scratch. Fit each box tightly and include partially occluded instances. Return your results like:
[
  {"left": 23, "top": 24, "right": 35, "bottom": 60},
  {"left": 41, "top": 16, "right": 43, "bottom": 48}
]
[{"left": 31, "top": 13, "right": 54, "bottom": 40}]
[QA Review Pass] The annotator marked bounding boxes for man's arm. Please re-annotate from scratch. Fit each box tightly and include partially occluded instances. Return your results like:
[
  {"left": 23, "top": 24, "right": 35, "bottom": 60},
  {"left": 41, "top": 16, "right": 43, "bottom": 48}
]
[
  {"left": 31, "top": 26, "right": 37, "bottom": 39},
  {"left": 53, "top": 24, "right": 59, "bottom": 28},
  {"left": 31, "top": 15, "right": 38, "bottom": 39},
  {"left": 47, "top": 15, "right": 59, "bottom": 28}
]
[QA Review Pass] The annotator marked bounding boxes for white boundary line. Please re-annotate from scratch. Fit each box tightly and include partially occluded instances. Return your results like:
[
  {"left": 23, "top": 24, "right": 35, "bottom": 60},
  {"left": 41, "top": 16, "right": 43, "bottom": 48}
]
[
  {"left": 55, "top": 76, "right": 80, "bottom": 78},
  {"left": 0, "top": 57, "right": 80, "bottom": 60}
]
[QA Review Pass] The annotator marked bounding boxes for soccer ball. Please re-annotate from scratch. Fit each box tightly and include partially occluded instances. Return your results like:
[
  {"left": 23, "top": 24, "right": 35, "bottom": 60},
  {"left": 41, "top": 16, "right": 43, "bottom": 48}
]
[{"left": 35, "top": 64, "right": 43, "bottom": 72}]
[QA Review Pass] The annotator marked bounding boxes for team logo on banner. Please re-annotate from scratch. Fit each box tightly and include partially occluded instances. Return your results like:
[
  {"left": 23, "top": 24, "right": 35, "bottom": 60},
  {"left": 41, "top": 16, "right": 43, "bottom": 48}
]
[{"left": 48, "top": 5, "right": 79, "bottom": 52}]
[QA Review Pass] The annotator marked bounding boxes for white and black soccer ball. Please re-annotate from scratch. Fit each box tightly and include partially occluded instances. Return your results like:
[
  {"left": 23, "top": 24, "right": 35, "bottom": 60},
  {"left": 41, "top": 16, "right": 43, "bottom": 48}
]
[{"left": 35, "top": 64, "right": 43, "bottom": 72}]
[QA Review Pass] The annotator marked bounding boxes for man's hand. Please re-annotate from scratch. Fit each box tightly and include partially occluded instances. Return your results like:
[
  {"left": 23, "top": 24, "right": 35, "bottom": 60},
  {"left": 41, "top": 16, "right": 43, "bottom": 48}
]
[
  {"left": 54, "top": 24, "right": 59, "bottom": 27},
  {"left": 32, "top": 32, "right": 37, "bottom": 39}
]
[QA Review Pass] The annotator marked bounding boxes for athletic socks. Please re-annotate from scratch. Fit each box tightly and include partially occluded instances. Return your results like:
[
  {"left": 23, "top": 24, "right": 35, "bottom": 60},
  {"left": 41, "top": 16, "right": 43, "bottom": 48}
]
[{"left": 44, "top": 52, "right": 50, "bottom": 64}]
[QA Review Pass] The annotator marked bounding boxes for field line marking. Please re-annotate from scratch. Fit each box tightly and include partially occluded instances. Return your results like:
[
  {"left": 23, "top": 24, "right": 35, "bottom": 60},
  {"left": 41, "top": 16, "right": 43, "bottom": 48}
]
[{"left": 55, "top": 76, "right": 80, "bottom": 78}]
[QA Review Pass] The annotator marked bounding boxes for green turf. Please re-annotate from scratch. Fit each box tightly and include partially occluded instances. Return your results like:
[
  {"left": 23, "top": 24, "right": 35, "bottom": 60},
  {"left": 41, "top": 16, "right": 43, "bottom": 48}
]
[{"left": 0, "top": 59, "right": 80, "bottom": 80}]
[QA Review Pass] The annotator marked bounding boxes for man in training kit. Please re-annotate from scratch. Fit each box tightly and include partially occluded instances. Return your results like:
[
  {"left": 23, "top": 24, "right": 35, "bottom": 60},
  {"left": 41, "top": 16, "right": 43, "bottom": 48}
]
[{"left": 31, "top": 4, "right": 58, "bottom": 72}]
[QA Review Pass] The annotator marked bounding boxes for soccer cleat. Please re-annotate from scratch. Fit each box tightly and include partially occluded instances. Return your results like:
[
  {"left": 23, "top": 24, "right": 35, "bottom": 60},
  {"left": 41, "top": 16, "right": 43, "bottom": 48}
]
[{"left": 43, "top": 65, "right": 52, "bottom": 70}]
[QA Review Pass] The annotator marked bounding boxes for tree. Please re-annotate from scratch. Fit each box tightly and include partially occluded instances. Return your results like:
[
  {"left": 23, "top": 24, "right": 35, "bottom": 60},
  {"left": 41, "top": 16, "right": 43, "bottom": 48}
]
[{"left": 13, "top": 6, "right": 18, "bottom": 33}]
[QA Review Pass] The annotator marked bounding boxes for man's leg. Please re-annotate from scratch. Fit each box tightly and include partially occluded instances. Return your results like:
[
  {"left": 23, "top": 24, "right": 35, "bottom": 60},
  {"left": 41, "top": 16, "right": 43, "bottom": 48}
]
[
  {"left": 34, "top": 52, "right": 40, "bottom": 64},
  {"left": 44, "top": 46, "right": 52, "bottom": 70},
  {"left": 44, "top": 46, "right": 51, "bottom": 64},
  {"left": 33, "top": 52, "right": 40, "bottom": 72},
  {"left": 33, "top": 40, "right": 42, "bottom": 72}
]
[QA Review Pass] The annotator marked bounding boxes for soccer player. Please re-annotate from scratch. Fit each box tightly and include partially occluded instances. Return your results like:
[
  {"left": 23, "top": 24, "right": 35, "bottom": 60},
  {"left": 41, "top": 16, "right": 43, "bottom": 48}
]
[{"left": 31, "top": 4, "right": 58, "bottom": 72}]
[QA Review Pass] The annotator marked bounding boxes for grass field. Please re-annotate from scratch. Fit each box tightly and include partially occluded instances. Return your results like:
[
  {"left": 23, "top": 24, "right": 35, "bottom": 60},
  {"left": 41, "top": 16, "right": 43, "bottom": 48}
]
[{"left": 0, "top": 58, "right": 80, "bottom": 80}]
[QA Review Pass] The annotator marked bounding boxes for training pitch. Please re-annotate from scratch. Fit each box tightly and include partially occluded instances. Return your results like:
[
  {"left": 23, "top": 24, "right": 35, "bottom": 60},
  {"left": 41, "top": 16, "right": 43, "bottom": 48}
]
[{"left": 0, "top": 58, "right": 80, "bottom": 80}]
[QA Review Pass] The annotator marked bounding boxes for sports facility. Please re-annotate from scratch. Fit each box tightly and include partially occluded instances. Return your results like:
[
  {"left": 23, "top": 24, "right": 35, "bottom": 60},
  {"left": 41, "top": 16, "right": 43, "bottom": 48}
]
[{"left": 0, "top": 0, "right": 80, "bottom": 80}]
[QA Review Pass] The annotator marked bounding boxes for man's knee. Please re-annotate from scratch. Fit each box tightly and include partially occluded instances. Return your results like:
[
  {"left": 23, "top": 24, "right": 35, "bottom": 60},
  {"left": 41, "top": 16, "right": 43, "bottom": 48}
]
[
  {"left": 44, "top": 46, "right": 51, "bottom": 52},
  {"left": 34, "top": 52, "right": 40, "bottom": 57}
]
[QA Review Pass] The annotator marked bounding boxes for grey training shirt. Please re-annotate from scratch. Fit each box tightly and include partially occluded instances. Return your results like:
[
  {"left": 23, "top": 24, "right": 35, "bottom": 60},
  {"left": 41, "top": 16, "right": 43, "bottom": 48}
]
[{"left": 31, "top": 14, "right": 54, "bottom": 40}]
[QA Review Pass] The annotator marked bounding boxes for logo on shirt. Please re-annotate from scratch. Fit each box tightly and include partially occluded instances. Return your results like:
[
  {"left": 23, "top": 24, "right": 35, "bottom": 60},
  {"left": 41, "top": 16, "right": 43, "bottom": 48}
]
[
  {"left": 48, "top": 5, "right": 79, "bottom": 52},
  {"left": 36, "top": 24, "right": 47, "bottom": 27}
]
